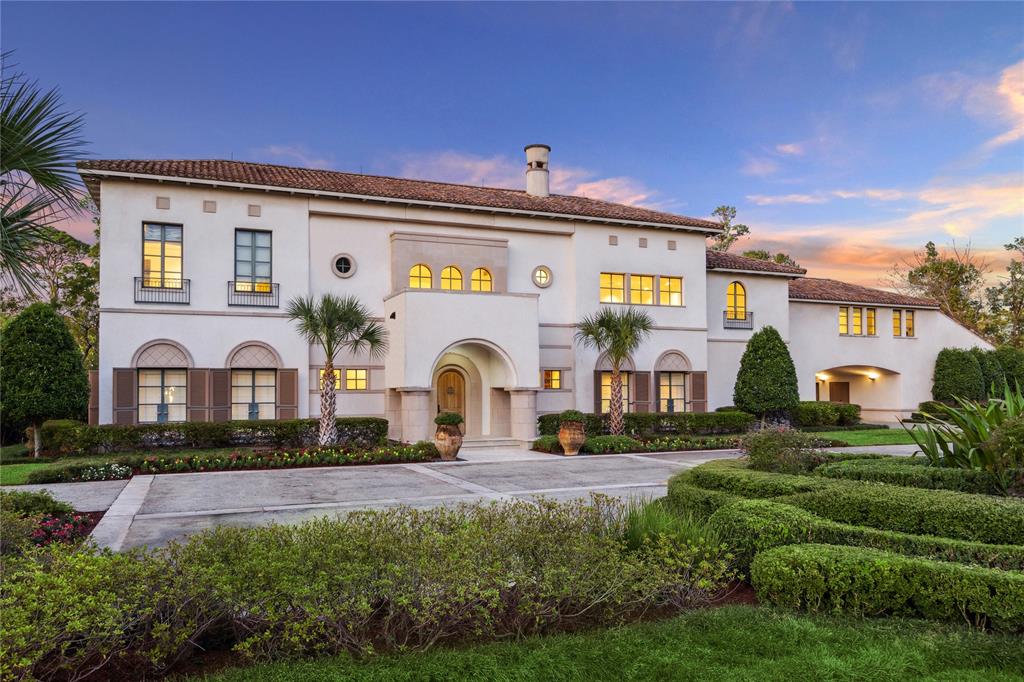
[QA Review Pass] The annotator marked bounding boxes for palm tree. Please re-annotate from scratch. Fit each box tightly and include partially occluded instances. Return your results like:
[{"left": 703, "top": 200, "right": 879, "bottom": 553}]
[
  {"left": 287, "top": 294, "right": 388, "bottom": 446},
  {"left": 575, "top": 307, "right": 653, "bottom": 435},
  {"left": 1, "top": 51, "right": 87, "bottom": 292}
]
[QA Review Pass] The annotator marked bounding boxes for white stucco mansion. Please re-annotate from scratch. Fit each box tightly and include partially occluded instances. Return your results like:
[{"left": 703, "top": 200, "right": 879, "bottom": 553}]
[{"left": 78, "top": 145, "right": 989, "bottom": 444}]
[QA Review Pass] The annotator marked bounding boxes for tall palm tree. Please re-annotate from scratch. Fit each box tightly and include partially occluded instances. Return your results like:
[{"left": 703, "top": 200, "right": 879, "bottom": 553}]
[
  {"left": 1, "top": 51, "right": 87, "bottom": 292},
  {"left": 575, "top": 307, "right": 653, "bottom": 435},
  {"left": 287, "top": 294, "right": 388, "bottom": 446}
]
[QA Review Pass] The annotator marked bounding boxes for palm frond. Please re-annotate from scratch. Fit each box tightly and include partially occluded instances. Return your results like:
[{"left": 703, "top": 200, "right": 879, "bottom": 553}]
[
  {"left": 0, "top": 181, "right": 64, "bottom": 292},
  {"left": 574, "top": 307, "right": 654, "bottom": 369}
]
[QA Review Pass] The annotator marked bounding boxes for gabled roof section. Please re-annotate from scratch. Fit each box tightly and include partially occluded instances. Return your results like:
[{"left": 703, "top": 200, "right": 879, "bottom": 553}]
[
  {"left": 789, "top": 277, "right": 939, "bottom": 308},
  {"left": 77, "top": 159, "right": 723, "bottom": 232},
  {"left": 705, "top": 250, "right": 807, "bottom": 276}
]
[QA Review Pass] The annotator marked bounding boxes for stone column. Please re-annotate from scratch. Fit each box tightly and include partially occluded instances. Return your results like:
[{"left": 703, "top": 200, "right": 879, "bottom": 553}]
[
  {"left": 398, "top": 388, "right": 433, "bottom": 444},
  {"left": 508, "top": 389, "right": 538, "bottom": 442}
]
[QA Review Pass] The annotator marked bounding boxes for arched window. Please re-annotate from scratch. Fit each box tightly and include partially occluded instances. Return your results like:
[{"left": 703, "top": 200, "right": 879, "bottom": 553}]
[
  {"left": 726, "top": 281, "right": 747, "bottom": 320},
  {"left": 471, "top": 267, "right": 493, "bottom": 292},
  {"left": 440, "top": 266, "right": 463, "bottom": 290},
  {"left": 409, "top": 264, "right": 432, "bottom": 289}
]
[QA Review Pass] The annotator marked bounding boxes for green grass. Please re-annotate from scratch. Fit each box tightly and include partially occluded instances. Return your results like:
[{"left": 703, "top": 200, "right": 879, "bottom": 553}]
[
  {"left": 192, "top": 606, "right": 1024, "bottom": 682},
  {"left": 0, "top": 442, "right": 28, "bottom": 458},
  {"left": 0, "top": 462, "right": 51, "bottom": 485},
  {"left": 816, "top": 428, "right": 918, "bottom": 446}
]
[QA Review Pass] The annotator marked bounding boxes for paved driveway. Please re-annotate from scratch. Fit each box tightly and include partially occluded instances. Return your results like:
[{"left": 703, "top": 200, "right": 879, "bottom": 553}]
[{"left": 19, "top": 448, "right": 739, "bottom": 551}]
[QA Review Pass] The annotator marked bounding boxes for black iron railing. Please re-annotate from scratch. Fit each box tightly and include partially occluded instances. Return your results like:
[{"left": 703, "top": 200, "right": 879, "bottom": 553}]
[
  {"left": 723, "top": 310, "right": 754, "bottom": 329},
  {"left": 135, "top": 277, "right": 190, "bottom": 304},
  {"left": 227, "top": 281, "right": 280, "bottom": 307}
]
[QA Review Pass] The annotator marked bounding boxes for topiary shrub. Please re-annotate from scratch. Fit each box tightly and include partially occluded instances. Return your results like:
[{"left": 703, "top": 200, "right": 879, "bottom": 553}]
[
  {"left": 742, "top": 426, "right": 824, "bottom": 474},
  {"left": 932, "top": 348, "right": 985, "bottom": 402},
  {"left": 733, "top": 326, "right": 799, "bottom": 420},
  {"left": 558, "top": 410, "right": 586, "bottom": 423},
  {"left": 994, "top": 346, "right": 1024, "bottom": 391},
  {"left": 972, "top": 347, "right": 1006, "bottom": 396},
  {"left": 0, "top": 304, "right": 89, "bottom": 456},
  {"left": 434, "top": 412, "right": 464, "bottom": 426}
]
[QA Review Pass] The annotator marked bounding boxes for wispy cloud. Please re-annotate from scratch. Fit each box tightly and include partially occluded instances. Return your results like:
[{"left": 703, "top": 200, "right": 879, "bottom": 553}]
[
  {"left": 775, "top": 142, "right": 805, "bottom": 156},
  {"left": 253, "top": 144, "right": 334, "bottom": 169},
  {"left": 740, "top": 156, "right": 780, "bottom": 177},
  {"left": 747, "top": 193, "right": 827, "bottom": 206}
]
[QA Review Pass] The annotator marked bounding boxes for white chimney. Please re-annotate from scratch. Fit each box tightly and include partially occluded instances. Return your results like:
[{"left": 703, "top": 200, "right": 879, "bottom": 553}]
[{"left": 524, "top": 144, "right": 551, "bottom": 197}]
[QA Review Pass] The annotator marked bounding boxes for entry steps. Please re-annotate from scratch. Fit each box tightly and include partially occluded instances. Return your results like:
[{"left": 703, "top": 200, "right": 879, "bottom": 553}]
[{"left": 459, "top": 437, "right": 529, "bottom": 450}]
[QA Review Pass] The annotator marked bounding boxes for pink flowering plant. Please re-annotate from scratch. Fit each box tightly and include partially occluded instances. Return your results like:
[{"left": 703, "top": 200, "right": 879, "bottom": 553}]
[{"left": 31, "top": 514, "right": 92, "bottom": 546}]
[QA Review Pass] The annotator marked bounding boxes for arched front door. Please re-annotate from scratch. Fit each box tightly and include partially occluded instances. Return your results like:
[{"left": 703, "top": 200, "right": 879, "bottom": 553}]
[{"left": 437, "top": 369, "right": 466, "bottom": 425}]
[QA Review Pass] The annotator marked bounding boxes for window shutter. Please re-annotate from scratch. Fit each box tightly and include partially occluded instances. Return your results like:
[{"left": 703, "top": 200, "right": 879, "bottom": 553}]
[
  {"left": 593, "top": 371, "right": 602, "bottom": 413},
  {"left": 188, "top": 369, "right": 209, "bottom": 422},
  {"left": 210, "top": 369, "right": 231, "bottom": 422},
  {"left": 633, "top": 371, "right": 651, "bottom": 413},
  {"left": 652, "top": 371, "right": 661, "bottom": 413},
  {"left": 690, "top": 371, "right": 707, "bottom": 413},
  {"left": 112, "top": 368, "right": 136, "bottom": 425},
  {"left": 88, "top": 370, "right": 99, "bottom": 425},
  {"left": 277, "top": 369, "right": 298, "bottom": 420}
]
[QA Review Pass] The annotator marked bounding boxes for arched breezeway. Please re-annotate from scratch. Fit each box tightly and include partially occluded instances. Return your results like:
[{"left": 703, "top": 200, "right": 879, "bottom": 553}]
[{"left": 814, "top": 365, "right": 902, "bottom": 423}]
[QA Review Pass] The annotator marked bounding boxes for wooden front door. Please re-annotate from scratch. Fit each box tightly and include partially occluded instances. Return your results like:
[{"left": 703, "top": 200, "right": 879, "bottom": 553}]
[
  {"left": 829, "top": 382, "right": 851, "bottom": 404},
  {"left": 437, "top": 369, "right": 466, "bottom": 422}
]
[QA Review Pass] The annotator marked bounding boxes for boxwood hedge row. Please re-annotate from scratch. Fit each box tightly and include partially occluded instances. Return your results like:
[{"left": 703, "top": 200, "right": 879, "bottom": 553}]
[
  {"left": 536, "top": 411, "right": 755, "bottom": 437},
  {"left": 815, "top": 458, "right": 1005, "bottom": 495},
  {"left": 751, "top": 544, "right": 1024, "bottom": 632}
]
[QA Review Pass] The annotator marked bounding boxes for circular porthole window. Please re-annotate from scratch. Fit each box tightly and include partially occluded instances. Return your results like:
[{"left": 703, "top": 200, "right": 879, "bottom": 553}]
[
  {"left": 332, "top": 253, "right": 356, "bottom": 279},
  {"left": 532, "top": 265, "right": 553, "bottom": 288}
]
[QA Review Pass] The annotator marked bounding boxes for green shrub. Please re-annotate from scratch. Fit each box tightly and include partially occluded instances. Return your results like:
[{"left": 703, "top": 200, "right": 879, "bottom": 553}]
[
  {"left": 26, "top": 461, "right": 135, "bottom": 484},
  {"left": 583, "top": 435, "right": 641, "bottom": 454},
  {"left": 932, "top": 348, "right": 985, "bottom": 402},
  {"left": 815, "top": 458, "right": 1005, "bottom": 495},
  {"left": 0, "top": 304, "right": 89, "bottom": 453},
  {"left": 536, "top": 411, "right": 755, "bottom": 437},
  {"left": 681, "top": 459, "right": 832, "bottom": 498},
  {"left": 834, "top": 403, "right": 862, "bottom": 426},
  {"left": 559, "top": 410, "right": 586, "bottom": 423},
  {"left": 532, "top": 435, "right": 561, "bottom": 453},
  {"left": 742, "top": 426, "right": 824, "bottom": 474},
  {"left": 792, "top": 401, "right": 839, "bottom": 427},
  {"left": 0, "top": 510, "right": 38, "bottom": 556},
  {"left": 782, "top": 482, "right": 1024, "bottom": 545},
  {"left": 733, "top": 326, "right": 800, "bottom": 419},
  {"left": 973, "top": 348, "right": 1007, "bottom": 395},
  {"left": 640, "top": 435, "right": 740, "bottom": 452},
  {"left": 751, "top": 544, "right": 1024, "bottom": 632},
  {"left": 0, "top": 489, "right": 74, "bottom": 517},
  {"left": 434, "top": 412, "right": 464, "bottom": 426},
  {"left": 664, "top": 480, "right": 742, "bottom": 520},
  {"left": 709, "top": 498, "right": 1024, "bottom": 571},
  {"left": 37, "top": 419, "right": 84, "bottom": 456},
  {"left": 994, "top": 346, "right": 1024, "bottom": 390},
  {"left": 986, "top": 416, "right": 1024, "bottom": 471},
  {"left": 537, "top": 412, "right": 605, "bottom": 436}
]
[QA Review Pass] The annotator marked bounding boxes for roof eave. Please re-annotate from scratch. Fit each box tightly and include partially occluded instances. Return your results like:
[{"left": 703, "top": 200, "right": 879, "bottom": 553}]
[
  {"left": 708, "top": 267, "right": 806, "bottom": 278},
  {"left": 788, "top": 297, "right": 939, "bottom": 309}
]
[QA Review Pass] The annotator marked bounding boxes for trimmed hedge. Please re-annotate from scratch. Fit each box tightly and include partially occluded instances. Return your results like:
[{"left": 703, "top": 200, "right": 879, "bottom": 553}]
[
  {"left": 932, "top": 348, "right": 985, "bottom": 402},
  {"left": 675, "top": 459, "right": 834, "bottom": 498},
  {"left": 536, "top": 411, "right": 755, "bottom": 437},
  {"left": 972, "top": 347, "right": 1006, "bottom": 395},
  {"left": 751, "top": 544, "right": 1024, "bottom": 632},
  {"left": 781, "top": 482, "right": 1024, "bottom": 546},
  {"left": 815, "top": 458, "right": 1005, "bottom": 495},
  {"left": 532, "top": 434, "right": 740, "bottom": 455},
  {"left": 37, "top": 417, "right": 389, "bottom": 455},
  {"left": 583, "top": 435, "right": 642, "bottom": 454},
  {"left": 792, "top": 401, "right": 862, "bottom": 428},
  {"left": 994, "top": 345, "right": 1024, "bottom": 390},
  {"left": 665, "top": 480, "right": 742, "bottom": 521},
  {"left": 709, "top": 498, "right": 1024, "bottom": 571}
]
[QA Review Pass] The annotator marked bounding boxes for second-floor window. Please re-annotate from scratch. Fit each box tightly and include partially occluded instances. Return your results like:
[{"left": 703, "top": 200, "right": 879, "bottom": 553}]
[
  {"left": 409, "top": 264, "right": 432, "bottom": 288},
  {"left": 630, "top": 275, "right": 655, "bottom": 305},
  {"left": 660, "top": 276, "right": 683, "bottom": 306},
  {"left": 726, "top": 281, "right": 746, "bottom": 320},
  {"left": 441, "top": 266, "right": 463, "bottom": 291},
  {"left": 840, "top": 306, "right": 878, "bottom": 336},
  {"left": 142, "top": 223, "right": 182, "bottom": 288},
  {"left": 235, "top": 229, "right": 272, "bottom": 292},
  {"left": 600, "top": 272, "right": 626, "bottom": 303},
  {"left": 893, "top": 309, "right": 916, "bottom": 337},
  {"left": 471, "top": 268, "right": 493, "bottom": 292}
]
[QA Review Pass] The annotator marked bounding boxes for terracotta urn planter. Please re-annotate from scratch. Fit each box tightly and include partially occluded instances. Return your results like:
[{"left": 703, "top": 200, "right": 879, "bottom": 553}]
[
  {"left": 434, "top": 412, "right": 465, "bottom": 461},
  {"left": 558, "top": 418, "right": 586, "bottom": 456}
]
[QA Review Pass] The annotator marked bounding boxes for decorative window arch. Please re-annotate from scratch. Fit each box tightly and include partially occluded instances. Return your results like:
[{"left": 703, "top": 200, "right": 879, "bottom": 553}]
[
  {"left": 726, "top": 281, "right": 747, "bottom": 320},
  {"left": 471, "top": 267, "right": 493, "bottom": 292},
  {"left": 226, "top": 341, "right": 282, "bottom": 368},
  {"left": 655, "top": 351, "right": 691, "bottom": 372},
  {"left": 440, "top": 265, "right": 463, "bottom": 290},
  {"left": 409, "top": 264, "right": 432, "bottom": 289},
  {"left": 132, "top": 340, "right": 193, "bottom": 368}
]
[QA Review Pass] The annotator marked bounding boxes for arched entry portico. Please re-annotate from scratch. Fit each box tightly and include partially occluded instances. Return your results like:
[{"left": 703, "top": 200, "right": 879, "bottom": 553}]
[
  {"left": 814, "top": 365, "right": 902, "bottom": 423},
  {"left": 431, "top": 339, "right": 516, "bottom": 438}
]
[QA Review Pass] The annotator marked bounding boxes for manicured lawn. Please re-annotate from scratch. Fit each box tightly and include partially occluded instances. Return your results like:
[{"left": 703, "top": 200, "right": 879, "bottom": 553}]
[
  {"left": 0, "top": 462, "right": 52, "bottom": 485},
  {"left": 195, "top": 606, "right": 1024, "bottom": 682},
  {"left": 0, "top": 442, "right": 29, "bottom": 458},
  {"left": 815, "top": 428, "right": 918, "bottom": 446}
]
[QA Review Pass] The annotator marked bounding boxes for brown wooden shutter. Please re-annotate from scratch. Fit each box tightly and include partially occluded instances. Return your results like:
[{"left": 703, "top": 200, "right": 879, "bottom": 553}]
[
  {"left": 652, "top": 371, "right": 661, "bottom": 413},
  {"left": 690, "top": 371, "right": 707, "bottom": 413},
  {"left": 88, "top": 370, "right": 99, "bottom": 425},
  {"left": 210, "top": 369, "right": 231, "bottom": 422},
  {"left": 633, "top": 371, "right": 651, "bottom": 413},
  {"left": 276, "top": 369, "right": 298, "bottom": 420},
  {"left": 593, "top": 371, "right": 602, "bottom": 413},
  {"left": 188, "top": 369, "right": 209, "bottom": 422},
  {"left": 112, "top": 368, "right": 137, "bottom": 425}
]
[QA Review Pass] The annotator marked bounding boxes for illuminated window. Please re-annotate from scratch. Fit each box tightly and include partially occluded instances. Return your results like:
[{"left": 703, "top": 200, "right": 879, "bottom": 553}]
[
  {"left": 852, "top": 307, "right": 863, "bottom": 335},
  {"left": 600, "top": 371, "right": 630, "bottom": 414},
  {"left": 905, "top": 310, "right": 915, "bottom": 337},
  {"left": 630, "top": 275, "right": 654, "bottom": 305},
  {"left": 471, "top": 268, "right": 493, "bottom": 292},
  {"left": 659, "top": 276, "right": 683, "bottom": 306},
  {"left": 892, "top": 310, "right": 902, "bottom": 337},
  {"left": 440, "top": 266, "right": 463, "bottom": 291},
  {"left": 231, "top": 369, "right": 276, "bottom": 420},
  {"left": 839, "top": 306, "right": 849, "bottom": 335},
  {"left": 542, "top": 369, "right": 561, "bottom": 389},
  {"left": 726, "top": 281, "right": 746, "bottom": 320},
  {"left": 659, "top": 372, "right": 686, "bottom": 413},
  {"left": 866, "top": 308, "right": 876, "bottom": 335},
  {"left": 409, "top": 264, "right": 432, "bottom": 288},
  {"left": 137, "top": 369, "right": 186, "bottom": 423},
  {"left": 532, "top": 266, "right": 552, "bottom": 288},
  {"left": 600, "top": 272, "right": 625, "bottom": 303},
  {"left": 142, "top": 223, "right": 183, "bottom": 288},
  {"left": 345, "top": 368, "right": 368, "bottom": 391},
  {"left": 318, "top": 368, "right": 341, "bottom": 390},
  {"left": 234, "top": 229, "right": 272, "bottom": 292}
]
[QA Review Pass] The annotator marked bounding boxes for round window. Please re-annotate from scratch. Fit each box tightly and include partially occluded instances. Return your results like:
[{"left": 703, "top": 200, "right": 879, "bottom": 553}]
[
  {"left": 532, "top": 265, "right": 553, "bottom": 288},
  {"left": 332, "top": 253, "right": 356, "bottom": 279}
]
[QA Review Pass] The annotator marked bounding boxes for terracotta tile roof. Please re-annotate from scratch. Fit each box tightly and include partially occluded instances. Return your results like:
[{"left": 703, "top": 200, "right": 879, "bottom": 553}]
[
  {"left": 705, "top": 250, "right": 807, "bottom": 275},
  {"left": 789, "top": 277, "right": 939, "bottom": 307},
  {"left": 77, "top": 159, "right": 722, "bottom": 231}
]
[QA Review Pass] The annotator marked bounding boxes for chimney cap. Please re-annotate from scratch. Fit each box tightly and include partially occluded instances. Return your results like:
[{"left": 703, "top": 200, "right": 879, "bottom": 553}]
[{"left": 523, "top": 143, "right": 551, "bottom": 152}]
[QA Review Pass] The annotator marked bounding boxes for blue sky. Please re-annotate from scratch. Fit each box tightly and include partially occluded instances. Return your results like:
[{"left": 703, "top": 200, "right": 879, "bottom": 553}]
[{"left": 4, "top": 1, "right": 1022, "bottom": 284}]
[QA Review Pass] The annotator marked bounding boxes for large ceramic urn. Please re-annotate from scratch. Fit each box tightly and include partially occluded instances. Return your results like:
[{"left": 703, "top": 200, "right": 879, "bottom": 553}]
[{"left": 558, "top": 420, "right": 586, "bottom": 456}]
